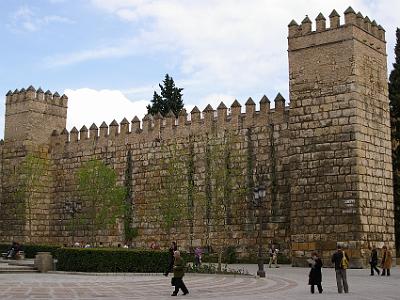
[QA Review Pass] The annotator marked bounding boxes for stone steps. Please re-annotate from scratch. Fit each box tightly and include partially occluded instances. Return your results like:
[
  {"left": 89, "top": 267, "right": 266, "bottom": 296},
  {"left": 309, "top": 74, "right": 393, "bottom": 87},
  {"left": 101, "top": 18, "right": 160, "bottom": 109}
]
[{"left": 0, "top": 259, "right": 38, "bottom": 273}]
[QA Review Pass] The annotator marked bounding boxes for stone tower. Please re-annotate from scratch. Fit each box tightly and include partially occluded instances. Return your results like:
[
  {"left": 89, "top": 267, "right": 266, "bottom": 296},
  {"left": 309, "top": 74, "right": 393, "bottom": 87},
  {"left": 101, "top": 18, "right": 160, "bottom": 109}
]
[
  {"left": 1, "top": 86, "right": 67, "bottom": 243},
  {"left": 4, "top": 86, "right": 67, "bottom": 145},
  {"left": 288, "top": 8, "right": 395, "bottom": 266}
]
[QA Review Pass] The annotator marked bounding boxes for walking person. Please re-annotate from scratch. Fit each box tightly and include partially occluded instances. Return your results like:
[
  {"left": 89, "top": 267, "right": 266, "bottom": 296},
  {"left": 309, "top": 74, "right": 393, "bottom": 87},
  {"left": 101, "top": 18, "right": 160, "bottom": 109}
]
[
  {"left": 369, "top": 245, "right": 380, "bottom": 276},
  {"left": 164, "top": 242, "right": 177, "bottom": 276},
  {"left": 171, "top": 251, "right": 189, "bottom": 296},
  {"left": 381, "top": 245, "right": 392, "bottom": 276},
  {"left": 331, "top": 245, "right": 349, "bottom": 294},
  {"left": 268, "top": 244, "right": 279, "bottom": 268},
  {"left": 308, "top": 252, "right": 323, "bottom": 294},
  {"left": 194, "top": 247, "right": 202, "bottom": 267}
]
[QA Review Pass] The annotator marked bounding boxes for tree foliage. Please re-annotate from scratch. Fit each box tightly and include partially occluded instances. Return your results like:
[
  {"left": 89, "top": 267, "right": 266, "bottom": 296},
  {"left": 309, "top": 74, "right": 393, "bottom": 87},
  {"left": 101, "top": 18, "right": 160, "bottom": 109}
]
[
  {"left": 390, "top": 28, "right": 400, "bottom": 251},
  {"left": 146, "top": 74, "right": 184, "bottom": 117},
  {"left": 77, "top": 159, "right": 125, "bottom": 245}
]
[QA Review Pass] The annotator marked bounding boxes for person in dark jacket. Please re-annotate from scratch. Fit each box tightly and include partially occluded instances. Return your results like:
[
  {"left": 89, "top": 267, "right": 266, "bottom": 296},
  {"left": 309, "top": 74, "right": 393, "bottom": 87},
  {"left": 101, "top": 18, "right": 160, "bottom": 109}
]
[
  {"left": 331, "top": 245, "right": 349, "bottom": 294},
  {"left": 6, "top": 241, "right": 22, "bottom": 259},
  {"left": 369, "top": 245, "right": 380, "bottom": 275},
  {"left": 308, "top": 252, "right": 323, "bottom": 294},
  {"left": 171, "top": 251, "right": 189, "bottom": 296},
  {"left": 164, "top": 241, "right": 177, "bottom": 276}
]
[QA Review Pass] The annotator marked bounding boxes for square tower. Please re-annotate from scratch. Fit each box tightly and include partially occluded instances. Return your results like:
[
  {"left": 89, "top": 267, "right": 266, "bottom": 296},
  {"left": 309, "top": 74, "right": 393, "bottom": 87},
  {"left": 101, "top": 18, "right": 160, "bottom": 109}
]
[
  {"left": 288, "top": 8, "right": 395, "bottom": 266},
  {"left": 4, "top": 86, "right": 67, "bottom": 145}
]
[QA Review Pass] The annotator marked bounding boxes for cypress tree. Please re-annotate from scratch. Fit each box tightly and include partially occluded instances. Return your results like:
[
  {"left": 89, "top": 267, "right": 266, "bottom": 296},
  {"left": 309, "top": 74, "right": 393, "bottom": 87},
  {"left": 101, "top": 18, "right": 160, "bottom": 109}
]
[
  {"left": 389, "top": 28, "right": 400, "bottom": 251},
  {"left": 147, "top": 74, "right": 184, "bottom": 117}
]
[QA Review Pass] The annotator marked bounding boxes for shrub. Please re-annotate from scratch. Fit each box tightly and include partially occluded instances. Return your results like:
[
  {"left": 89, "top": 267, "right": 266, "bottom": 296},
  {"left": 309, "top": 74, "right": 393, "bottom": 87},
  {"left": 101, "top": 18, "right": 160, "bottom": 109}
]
[
  {"left": 0, "top": 244, "right": 9, "bottom": 254},
  {"left": 23, "top": 244, "right": 61, "bottom": 258},
  {"left": 56, "top": 248, "right": 170, "bottom": 272},
  {"left": 224, "top": 246, "right": 237, "bottom": 264}
]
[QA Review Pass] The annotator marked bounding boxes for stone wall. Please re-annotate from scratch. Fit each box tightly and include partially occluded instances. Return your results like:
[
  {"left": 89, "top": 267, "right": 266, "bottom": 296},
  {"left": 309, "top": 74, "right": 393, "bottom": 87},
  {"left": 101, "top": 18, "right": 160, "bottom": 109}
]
[
  {"left": 288, "top": 8, "right": 394, "bottom": 267},
  {"left": 45, "top": 99, "right": 291, "bottom": 257},
  {"left": 0, "top": 7, "right": 395, "bottom": 265}
]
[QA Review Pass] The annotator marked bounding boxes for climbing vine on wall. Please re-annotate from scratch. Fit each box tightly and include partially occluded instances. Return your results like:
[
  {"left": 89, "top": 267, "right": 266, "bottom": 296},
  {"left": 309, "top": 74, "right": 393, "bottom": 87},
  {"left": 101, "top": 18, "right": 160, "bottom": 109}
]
[
  {"left": 187, "top": 135, "right": 195, "bottom": 247},
  {"left": 76, "top": 159, "right": 125, "bottom": 246},
  {"left": 12, "top": 154, "right": 49, "bottom": 243},
  {"left": 246, "top": 127, "right": 255, "bottom": 207},
  {"left": 123, "top": 149, "right": 137, "bottom": 243},
  {"left": 203, "top": 130, "right": 246, "bottom": 270},
  {"left": 159, "top": 141, "right": 187, "bottom": 236},
  {"left": 269, "top": 123, "right": 277, "bottom": 216}
]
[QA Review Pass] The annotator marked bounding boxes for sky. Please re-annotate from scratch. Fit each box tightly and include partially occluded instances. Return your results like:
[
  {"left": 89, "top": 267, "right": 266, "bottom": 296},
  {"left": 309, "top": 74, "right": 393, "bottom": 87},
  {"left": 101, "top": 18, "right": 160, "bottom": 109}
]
[{"left": 0, "top": 0, "right": 399, "bottom": 137}]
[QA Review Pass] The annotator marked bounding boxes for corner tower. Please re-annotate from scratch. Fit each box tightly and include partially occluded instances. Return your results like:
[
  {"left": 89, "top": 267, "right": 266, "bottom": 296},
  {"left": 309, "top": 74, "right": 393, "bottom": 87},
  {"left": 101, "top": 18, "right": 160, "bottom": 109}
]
[
  {"left": 1, "top": 86, "right": 67, "bottom": 243},
  {"left": 288, "top": 8, "right": 395, "bottom": 266},
  {"left": 4, "top": 86, "right": 67, "bottom": 145}
]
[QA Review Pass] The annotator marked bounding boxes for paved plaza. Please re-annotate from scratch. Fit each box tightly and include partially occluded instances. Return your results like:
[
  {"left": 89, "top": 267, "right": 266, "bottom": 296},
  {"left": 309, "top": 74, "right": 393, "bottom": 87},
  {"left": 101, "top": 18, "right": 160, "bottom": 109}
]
[{"left": 0, "top": 265, "right": 398, "bottom": 300}]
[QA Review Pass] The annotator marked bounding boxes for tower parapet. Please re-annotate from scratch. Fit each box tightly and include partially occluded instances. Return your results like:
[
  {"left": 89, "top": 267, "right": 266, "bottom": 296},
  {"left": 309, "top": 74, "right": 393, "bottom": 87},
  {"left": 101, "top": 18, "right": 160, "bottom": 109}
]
[
  {"left": 288, "top": 6, "right": 386, "bottom": 47},
  {"left": 4, "top": 86, "right": 67, "bottom": 145}
]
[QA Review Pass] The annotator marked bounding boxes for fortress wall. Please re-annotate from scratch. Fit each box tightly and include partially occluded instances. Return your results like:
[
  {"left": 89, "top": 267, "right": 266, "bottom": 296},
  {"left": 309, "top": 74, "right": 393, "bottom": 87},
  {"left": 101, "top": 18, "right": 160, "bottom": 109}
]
[
  {"left": 0, "top": 7, "right": 395, "bottom": 265},
  {"left": 45, "top": 101, "right": 292, "bottom": 255}
]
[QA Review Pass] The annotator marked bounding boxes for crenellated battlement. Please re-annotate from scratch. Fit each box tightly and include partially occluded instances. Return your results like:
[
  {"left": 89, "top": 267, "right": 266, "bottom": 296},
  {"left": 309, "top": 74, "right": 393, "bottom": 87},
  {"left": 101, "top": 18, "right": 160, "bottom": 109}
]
[
  {"left": 4, "top": 85, "right": 68, "bottom": 144},
  {"left": 5, "top": 86, "right": 68, "bottom": 108},
  {"left": 288, "top": 7, "right": 386, "bottom": 52},
  {"left": 50, "top": 94, "right": 289, "bottom": 147}
]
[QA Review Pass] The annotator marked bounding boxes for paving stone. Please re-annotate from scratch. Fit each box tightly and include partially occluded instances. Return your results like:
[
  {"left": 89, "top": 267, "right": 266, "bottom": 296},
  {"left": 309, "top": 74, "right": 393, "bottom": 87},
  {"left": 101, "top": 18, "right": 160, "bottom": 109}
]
[{"left": 0, "top": 265, "right": 398, "bottom": 299}]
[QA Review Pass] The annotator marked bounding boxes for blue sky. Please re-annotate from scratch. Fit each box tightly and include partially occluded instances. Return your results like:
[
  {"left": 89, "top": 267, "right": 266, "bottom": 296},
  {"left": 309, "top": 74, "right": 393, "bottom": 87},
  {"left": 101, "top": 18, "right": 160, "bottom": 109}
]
[{"left": 0, "top": 0, "right": 399, "bottom": 137}]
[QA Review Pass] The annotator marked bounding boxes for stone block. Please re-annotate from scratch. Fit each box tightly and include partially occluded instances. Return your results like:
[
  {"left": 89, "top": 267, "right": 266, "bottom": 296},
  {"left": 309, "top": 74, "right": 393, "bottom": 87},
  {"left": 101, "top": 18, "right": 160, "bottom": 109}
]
[{"left": 34, "top": 252, "right": 54, "bottom": 273}]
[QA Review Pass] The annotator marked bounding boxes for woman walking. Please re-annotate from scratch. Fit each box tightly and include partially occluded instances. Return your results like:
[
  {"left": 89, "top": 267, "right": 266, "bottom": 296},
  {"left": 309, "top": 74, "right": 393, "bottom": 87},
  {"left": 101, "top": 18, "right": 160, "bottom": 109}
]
[
  {"left": 381, "top": 245, "right": 392, "bottom": 276},
  {"left": 308, "top": 252, "right": 323, "bottom": 294}
]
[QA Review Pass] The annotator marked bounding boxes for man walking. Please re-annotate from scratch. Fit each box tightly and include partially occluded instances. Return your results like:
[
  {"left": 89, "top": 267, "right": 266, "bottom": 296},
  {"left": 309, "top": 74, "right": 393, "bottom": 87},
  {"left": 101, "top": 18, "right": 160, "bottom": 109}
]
[
  {"left": 331, "top": 245, "right": 349, "bottom": 294},
  {"left": 369, "top": 245, "right": 380, "bottom": 276},
  {"left": 164, "top": 241, "right": 177, "bottom": 276},
  {"left": 171, "top": 251, "right": 189, "bottom": 296}
]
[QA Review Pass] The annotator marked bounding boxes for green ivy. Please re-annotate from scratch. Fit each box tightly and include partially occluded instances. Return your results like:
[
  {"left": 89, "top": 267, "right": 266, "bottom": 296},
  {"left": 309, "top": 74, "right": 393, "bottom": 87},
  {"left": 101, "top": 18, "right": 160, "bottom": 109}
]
[{"left": 123, "top": 149, "right": 137, "bottom": 242}]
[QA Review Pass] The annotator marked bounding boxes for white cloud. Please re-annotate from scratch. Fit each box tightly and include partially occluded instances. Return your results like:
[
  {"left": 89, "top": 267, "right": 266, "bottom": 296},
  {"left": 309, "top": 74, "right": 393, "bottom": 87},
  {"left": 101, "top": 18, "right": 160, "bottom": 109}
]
[
  {"left": 9, "top": 5, "right": 73, "bottom": 33},
  {"left": 64, "top": 88, "right": 241, "bottom": 131},
  {"left": 65, "top": 88, "right": 149, "bottom": 131},
  {"left": 45, "top": 44, "right": 135, "bottom": 68},
  {"left": 46, "top": 0, "right": 398, "bottom": 116},
  {"left": 70, "top": 0, "right": 395, "bottom": 96}
]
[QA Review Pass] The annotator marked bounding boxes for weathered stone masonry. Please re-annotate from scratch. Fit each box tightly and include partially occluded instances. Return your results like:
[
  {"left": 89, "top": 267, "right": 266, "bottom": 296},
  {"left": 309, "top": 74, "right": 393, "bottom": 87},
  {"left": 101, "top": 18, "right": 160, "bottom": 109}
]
[{"left": 0, "top": 8, "right": 395, "bottom": 267}]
